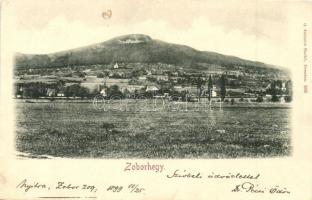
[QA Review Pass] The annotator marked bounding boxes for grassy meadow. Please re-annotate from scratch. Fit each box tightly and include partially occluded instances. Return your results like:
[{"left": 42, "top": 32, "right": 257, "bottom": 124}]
[{"left": 15, "top": 100, "right": 291, "bottom": 158}]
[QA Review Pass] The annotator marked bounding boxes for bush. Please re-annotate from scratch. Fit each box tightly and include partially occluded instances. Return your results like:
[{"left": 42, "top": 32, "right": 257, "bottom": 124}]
[
  {"left": 256, "top": 96, "right": 263, "bottom": 102},
  {"left": 101, "top": 122, "right": 115, "bottom": 129},
  {"left": 271, "top": 95, "right": 280, "bottom": 102},
  {"left": 285, "top": 96, "right": 292, "bottom": 102},
  {"left": 96, "top": 72, "right": 105, "bottom": 78},
  {"left": 64, "top": 84, "right": 90, "bottom": 98}
]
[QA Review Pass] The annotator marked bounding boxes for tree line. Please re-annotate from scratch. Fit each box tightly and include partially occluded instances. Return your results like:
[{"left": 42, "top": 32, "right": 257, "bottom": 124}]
[{"left": 14, "top": 77, "right": 292, "bottom": 102}]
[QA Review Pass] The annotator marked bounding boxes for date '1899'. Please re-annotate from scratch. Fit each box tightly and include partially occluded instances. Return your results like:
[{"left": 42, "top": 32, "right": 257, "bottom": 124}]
[{"left": 107, "top": 184, "right": 145, "bottom": 193}]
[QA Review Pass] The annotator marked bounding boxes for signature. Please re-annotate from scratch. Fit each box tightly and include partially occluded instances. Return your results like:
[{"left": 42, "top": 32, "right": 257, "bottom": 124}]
[{"left": 232, "top": 182, "right": 290, "bottom": 194}]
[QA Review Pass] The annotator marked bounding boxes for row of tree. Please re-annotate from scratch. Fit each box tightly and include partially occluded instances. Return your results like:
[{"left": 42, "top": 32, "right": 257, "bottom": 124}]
[
  {"left": 14, "top": 77, "right": 292, "bottom": 102},
  {"left": 14, "top": 83, "right": 94, "bottom": 99}
]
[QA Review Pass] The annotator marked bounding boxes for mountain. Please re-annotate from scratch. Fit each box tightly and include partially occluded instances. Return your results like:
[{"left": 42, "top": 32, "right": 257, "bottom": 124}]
[{"left": 14, "top": 34, "right": 283, "bottom": 71}]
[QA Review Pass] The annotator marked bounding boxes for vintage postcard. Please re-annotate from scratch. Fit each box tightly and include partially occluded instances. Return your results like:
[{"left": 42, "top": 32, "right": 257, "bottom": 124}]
[{"left": 0, "top": 0, "right": 312, "bottom": 199}]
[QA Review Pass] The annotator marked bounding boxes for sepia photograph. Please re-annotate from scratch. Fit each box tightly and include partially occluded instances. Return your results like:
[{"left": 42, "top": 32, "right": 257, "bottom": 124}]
[
  {"left": 12, "top": 0, "right": 293, "bottom": 159},
  {"left": 2, "top": 1, "right": 312, "bottom": 200}
]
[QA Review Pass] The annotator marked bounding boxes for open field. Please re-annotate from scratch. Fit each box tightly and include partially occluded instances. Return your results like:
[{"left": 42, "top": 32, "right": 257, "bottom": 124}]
[{"left": 15, "top": 100, "right": 291, "bottom": 158}]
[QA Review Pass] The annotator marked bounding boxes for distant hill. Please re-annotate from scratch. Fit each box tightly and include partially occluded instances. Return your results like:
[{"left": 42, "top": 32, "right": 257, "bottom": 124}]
[{"left": 15, "top": 34, "right": 284, "bottom": 72}]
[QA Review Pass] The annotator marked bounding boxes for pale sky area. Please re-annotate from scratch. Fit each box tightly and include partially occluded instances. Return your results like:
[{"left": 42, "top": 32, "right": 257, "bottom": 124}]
[{"left": 8, "top": 0, "right": 312, "bottom": 67}]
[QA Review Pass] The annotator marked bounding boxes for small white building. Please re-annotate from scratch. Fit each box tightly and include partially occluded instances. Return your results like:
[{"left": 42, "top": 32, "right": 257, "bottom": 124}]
[
  {"left": 281, "top": 82, "right": 287, "bottom": 92},
  {"left": 47, "top": 88, "right": 57, "bottom": 97},
  {"left": 138, "top": 76, "right": 147, "bottom": 80},
  {"left": 146, "top": 85, "right": 159, "bottom": 92},
  {"left": 211, "top": 85, "right": 217, "bottom": 97},
  {"left": 57, "top": 92, "right": 65, "bottom": 97},
  {"left": 146, "top": 70, "right": 152, "bottom": 75},
  {"left": 212, "top": 90, "right": 217, "bottom": 97},
  {"left": 100, "top": 89, "right": 107, "bottom": 97},
  {"left": 156, "top": 75, "right": 169, "bottom": 81},
  {"left": 113, "top": 62, "right": 119, "bottom": 69}
]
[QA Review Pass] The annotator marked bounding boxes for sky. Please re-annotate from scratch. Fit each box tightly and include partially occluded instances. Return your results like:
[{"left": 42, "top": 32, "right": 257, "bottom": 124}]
[{"left": 7, "top": 0, "right": 312, "bottom": 67}]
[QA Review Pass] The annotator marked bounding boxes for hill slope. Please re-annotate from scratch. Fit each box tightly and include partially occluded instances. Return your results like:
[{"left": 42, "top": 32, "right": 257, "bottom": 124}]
[{"left": 15, "top": 34, "right": 282, "bottom": 71}]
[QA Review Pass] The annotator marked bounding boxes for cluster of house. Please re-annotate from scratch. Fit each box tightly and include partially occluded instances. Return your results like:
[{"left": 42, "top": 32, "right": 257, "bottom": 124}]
[
  {"left": 265, "top": 82, "right": 287, "bottom": 92},
  {"left": 15, "top": 62, "right": 290, "bottom": 101},
  {"left": 47, "top": 88, "right": 64, "bottom": 97},
  {"left": 99, "top": 85, "right": 159, "bottom": 97}
]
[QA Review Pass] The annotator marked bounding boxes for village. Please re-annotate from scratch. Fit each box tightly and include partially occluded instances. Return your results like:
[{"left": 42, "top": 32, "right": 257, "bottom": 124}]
[{"left": 14, "top": 61, "right": 292, "bottom": 103}]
